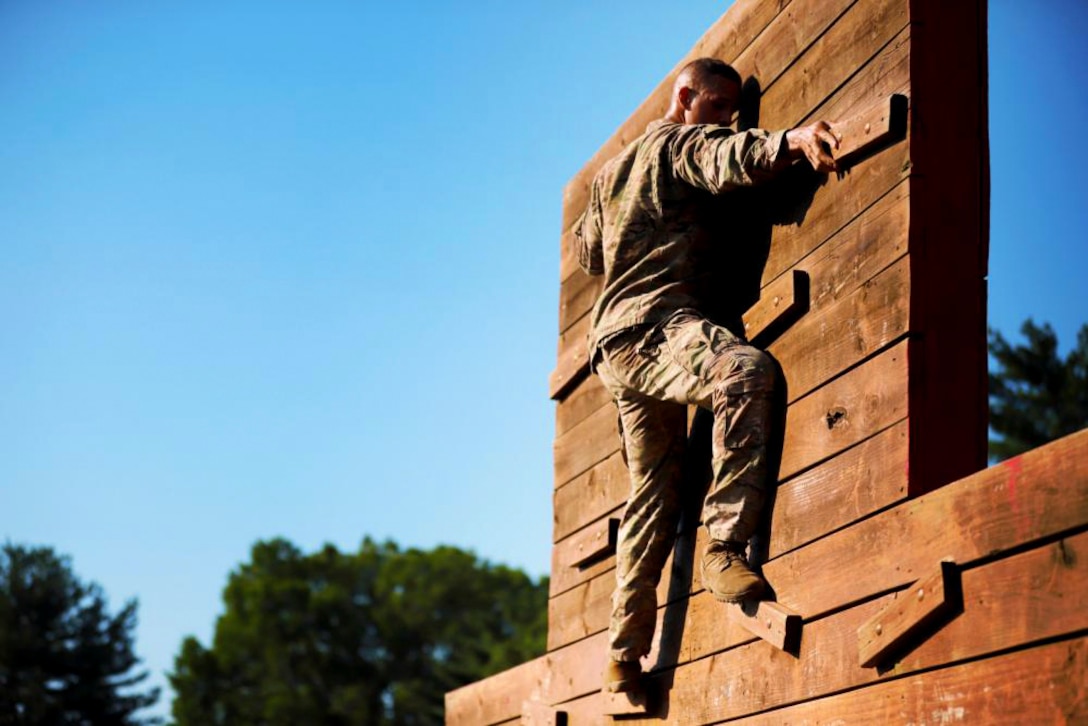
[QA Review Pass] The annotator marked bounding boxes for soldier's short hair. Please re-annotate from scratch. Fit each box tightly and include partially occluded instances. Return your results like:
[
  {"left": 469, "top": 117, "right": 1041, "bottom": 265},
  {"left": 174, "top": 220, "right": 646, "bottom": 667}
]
[{"left": 680, "top": 57, "right": 742, "bottom": 90}]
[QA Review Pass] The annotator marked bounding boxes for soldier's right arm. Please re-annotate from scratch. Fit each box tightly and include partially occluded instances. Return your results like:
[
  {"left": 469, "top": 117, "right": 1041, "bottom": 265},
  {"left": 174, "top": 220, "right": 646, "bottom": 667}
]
[
  {"left": 669, "top": 125, "right": 789, "bottom": 194},
  {"left": 575, "top": 180, "right": 605, "bottom": 276}
]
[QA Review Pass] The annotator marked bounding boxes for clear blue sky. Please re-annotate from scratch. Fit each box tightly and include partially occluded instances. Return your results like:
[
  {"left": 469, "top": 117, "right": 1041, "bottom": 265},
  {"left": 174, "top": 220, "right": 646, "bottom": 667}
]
[{"left": 2, "top": 1, "right": 1085, "bottom": 719}]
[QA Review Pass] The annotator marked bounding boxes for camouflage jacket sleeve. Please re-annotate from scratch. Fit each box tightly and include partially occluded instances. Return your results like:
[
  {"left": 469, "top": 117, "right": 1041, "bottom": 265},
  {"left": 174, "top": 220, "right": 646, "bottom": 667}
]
[
  {"left": 575, "top": 179, "right": 605, "bottom": 276},
  {"left": 669, "top": 125, "right": 789, "bottom": 194}
]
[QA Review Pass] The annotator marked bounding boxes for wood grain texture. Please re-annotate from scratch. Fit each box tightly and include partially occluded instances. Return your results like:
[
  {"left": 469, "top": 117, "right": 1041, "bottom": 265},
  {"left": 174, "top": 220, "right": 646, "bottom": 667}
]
[
  {"left": 550, "top": 525, "right": 1088, "bottom": 724},
  {"left": 727, "top": 599, "right": 802, "bottom": 653},
  {"left": 454, "top": 431, "right": 1088, "bottom": 723},
  {"left": 728, "top": 637, "right": 1088, "bottom": 725},
  {"left": 758, "top": 0, "right": 908, "bottom": 130},
  {"left": 779, "top": 339, "right": 909, "bottom": 480},
  {"left": 566, "top": 517, "right": 618, "bottom": 569},
  {"left": 831, "top": 94, "right": 908, "bottom": 166},
  {"left": 519, "top": 701, "right": 564, "bottom": 726},
  {"left": 857, "top": 560, "right": 959, "bottom": 667},
  {"left": 553, "top": 397, "right": 618, "bottom": 489},
  {"left": 552, "top": 451, "right": 627, "bottom": 543},
  {"left": 549, "top": 312, "right": 590, "bottom": 400},
  {"left": 769, "top": 419, "right": 908, "bottom": 559},
  {"left": 554, "top": 372, "right": 610, "bottom": 438},
  {"left": 770, "top": 254, "right": 910, "bottom": 405}
]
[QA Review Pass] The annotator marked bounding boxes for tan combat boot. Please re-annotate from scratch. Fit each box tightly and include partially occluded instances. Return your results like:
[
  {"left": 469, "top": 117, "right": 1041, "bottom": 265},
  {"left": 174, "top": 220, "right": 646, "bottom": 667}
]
[
  {"left": 701, "top": 540, "right": 765, "bottom": 603},
  {"left": 603, "top": 659, "right": 642, "bottom": 693}
]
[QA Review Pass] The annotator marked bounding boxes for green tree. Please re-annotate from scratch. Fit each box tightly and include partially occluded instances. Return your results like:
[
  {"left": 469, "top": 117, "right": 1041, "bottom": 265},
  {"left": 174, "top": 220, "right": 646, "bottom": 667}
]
[
  {"left": 170, "top": 538, "right": 547, "bottom": 726},
  {"left": 988, "top": 319, "right": 1088, "bottom": 461},
  {"left": 0, "top": 543, "right": 160, "bottom": 725}
]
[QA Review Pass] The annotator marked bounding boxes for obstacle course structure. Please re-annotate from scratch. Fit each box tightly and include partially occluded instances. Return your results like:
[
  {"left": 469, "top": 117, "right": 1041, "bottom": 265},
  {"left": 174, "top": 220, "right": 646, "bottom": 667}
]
[{"left": 447, "top": 0, "right": 1088, "bottom": 722}]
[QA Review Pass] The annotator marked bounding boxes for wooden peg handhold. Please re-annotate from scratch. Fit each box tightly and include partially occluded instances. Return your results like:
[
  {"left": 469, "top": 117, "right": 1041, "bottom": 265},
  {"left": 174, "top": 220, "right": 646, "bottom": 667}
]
[
  {"left": 742, "top": 269, "right": 810, "bottom": 348},
  {"left": 830, "top": 93, "right": 909, "bottom": 167},
  {"left": 727, "top": 599, "right": 802, "bottom": 653},
  {"left": 857, "top": 560, "right": 961, "bottom": 667},
  {"left": 569, "top": 517, "right": 620, "bottom": 569}
]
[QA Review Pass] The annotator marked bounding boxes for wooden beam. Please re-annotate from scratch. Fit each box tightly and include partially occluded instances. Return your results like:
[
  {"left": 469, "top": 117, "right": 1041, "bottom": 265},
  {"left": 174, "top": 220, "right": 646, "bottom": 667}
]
[
  {"left": 727, "top": 600, "right": 802, "bottom": 653},
  {"left": 569, "top": 517, "right": 619, "bottom": 569},
  {"left": 742, "top": 269, "right": 808, "bottom": 348},
  {"left": 520, "top": 701, "right": 566, "bottom": 726},
  {"left": 549, "top": 313, "right": 590, "bottom": 401},
  {"left": 857, "top": 560, "right": 961, "bottom": 667},
  {"left": 831, "top": 94, "right": 909, "bottom": 167}
]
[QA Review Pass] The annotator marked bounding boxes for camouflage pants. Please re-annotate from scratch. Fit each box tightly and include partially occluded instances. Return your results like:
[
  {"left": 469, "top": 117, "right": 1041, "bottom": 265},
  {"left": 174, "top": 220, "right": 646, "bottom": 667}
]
[{"left": 594, "top": 310, "right": 775, "bottom": 662}]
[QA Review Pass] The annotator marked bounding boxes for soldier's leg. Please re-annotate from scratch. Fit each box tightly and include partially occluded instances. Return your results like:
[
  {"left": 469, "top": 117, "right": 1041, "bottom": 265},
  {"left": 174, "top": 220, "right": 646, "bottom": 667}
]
[
  {"left": 594, "top": 329, "right": 689, "bottom": 675},
  {"left": 608, "top": 391, "right": 687, "bottom": 663},
  {"left": 652, "top": 313, "right": 777, "bottom": 600}
]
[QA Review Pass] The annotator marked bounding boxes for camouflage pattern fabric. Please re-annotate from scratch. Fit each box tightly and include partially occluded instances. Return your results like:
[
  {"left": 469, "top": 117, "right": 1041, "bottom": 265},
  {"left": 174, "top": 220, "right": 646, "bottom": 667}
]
[
  {"left": 576, "top": 119, "right": 791, "bottom": 664},
  {"left": 576, "top": 120, "right": 787, "bottom": 357},
  {"left": 595, "top": 311, "right": 774, "bottom": 662}
]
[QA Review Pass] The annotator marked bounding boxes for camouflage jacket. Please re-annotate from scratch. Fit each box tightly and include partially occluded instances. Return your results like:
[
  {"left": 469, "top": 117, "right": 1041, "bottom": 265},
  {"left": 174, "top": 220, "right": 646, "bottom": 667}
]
[{"left": 576, "top": 120, "right": 788, "bottom": 356}]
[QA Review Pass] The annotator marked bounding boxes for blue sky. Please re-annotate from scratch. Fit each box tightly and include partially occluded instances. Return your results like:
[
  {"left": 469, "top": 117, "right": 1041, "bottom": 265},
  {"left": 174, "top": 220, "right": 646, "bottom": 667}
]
[{"left": 2, "top": 1, "right": 1085, "bottom": 719}]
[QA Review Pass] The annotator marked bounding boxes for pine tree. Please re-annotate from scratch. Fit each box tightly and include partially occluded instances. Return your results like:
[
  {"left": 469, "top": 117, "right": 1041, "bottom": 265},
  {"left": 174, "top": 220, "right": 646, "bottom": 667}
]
[{"left": 988, "top": 319, "right": 1088, "bottom": 461}]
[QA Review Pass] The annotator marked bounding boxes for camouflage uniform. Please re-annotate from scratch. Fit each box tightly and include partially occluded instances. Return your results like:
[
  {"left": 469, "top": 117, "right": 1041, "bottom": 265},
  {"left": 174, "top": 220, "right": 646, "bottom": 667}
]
[{"left": 576, "top": 120, "right": 789, "bottom": 662}]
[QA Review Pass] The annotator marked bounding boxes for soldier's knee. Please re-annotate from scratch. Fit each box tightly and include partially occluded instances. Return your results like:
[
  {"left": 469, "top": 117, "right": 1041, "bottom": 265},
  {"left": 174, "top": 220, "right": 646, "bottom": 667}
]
[{"left": 714, "top": 345, "right": 776, "bottom": 393}]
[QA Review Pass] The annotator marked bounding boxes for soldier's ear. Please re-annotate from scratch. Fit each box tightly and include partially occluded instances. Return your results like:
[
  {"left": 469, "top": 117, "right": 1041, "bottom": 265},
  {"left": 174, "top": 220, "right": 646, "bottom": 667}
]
[{"left": 678, "top": 86, "right": 696, "bottom": 110}]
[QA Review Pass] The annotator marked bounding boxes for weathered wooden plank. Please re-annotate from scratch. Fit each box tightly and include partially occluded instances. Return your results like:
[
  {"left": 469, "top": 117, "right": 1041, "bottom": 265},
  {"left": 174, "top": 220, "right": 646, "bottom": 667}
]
[
  {"left": 445, "top": 655, "right": 549, "bottom": 726},
  {"left": 728, "top": 637, "right": 1088, "bottom": 725},
  {"left": 468, "top": 433, "right": 1088, "bottom": 722},
  {"left": 769, "top": 419, "right": 908, "bottom": 560},
  {"left": 757, "top": 0, "right": 908, "bottom": 133},
  {"left": 761, "top": 138, "right": 910, "bottom": 299},
  {"left": 553, "top": 394, "right": 618, "bottom": 489},
  {"left": 769, "top": 429, "right": 1088, "bottom": 620},
  {"left": 905, "top": 0, "right": 989, "bottom": 494},
  {"left": 558, "top": 226, "right": 580, "bottom": 285},
  {"left": 556, "top": 524, "right": 1088, "bottom": 723},
  {"left": 519, "top": 701, "right": 564, "bottom": 726},
  {"left": 831, "top": 94, "right": 908, "bottom": 167},
  {"left": 779, "top": 338, "right": 909, "bottom": 479},
  {"left": 550, "top": 342, "right": 909, "bottom": 603},
  {"left": 770, "top": 254, "right": 910, "bottom": 405},
  {"left": 550, "top": 426, "right": 1087, "bottom": 663},
  {"left": 567, "top": 517, "right": 618, "bottom": 569},
  {"left": 558, "top": 269, "right": 600, "bottom": 335},
  {"left": 731, "top": 0, "right": 854, "bottom": 94},
  {"left": 560, "top": 0, "right": 794, "bottom": 237},
  {"left": 857, "top": 559, "right": 959, "bottom": 667},
  {"left": 549, "top": 312, "right": 590, "bottom": 400},
  {"left": 727, "top": 599, "right": 802, "bottom": 653},
  {"left": 553, "top": 452, "right": 627, "bottom": 543},
  {"left": 760, "top": 30, "right": 911, "bottom": 288},
  {"left": 555, "top": 372, "right": 610, "bottom": 438},
  {"left": 603, "top": 690, "right": 651, "bottom": 716},
  {"left": 741, "top": 269, "right": 806, "bottom": 347},
  {"left": 547, "top": 560, "right": 615, "bottom": 651}
]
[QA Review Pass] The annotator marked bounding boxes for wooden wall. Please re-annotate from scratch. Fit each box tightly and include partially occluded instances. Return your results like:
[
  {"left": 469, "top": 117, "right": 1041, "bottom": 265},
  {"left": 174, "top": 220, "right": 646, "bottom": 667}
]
[{"left": 444, "top": 0, "right": 1083, "bottom": 722}]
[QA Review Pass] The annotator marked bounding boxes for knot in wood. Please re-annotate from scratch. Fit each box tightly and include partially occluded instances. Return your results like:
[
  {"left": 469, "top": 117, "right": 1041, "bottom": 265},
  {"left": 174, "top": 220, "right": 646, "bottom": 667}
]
[{"left": 825, "top": 407, "right": 848, "bottom": 429}]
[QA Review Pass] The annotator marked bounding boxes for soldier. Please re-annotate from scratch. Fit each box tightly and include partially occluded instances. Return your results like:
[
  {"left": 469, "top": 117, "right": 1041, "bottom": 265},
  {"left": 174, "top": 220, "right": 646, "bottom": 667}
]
[{"left": 575, "top": 57, "right": 839, "bottom": 694}]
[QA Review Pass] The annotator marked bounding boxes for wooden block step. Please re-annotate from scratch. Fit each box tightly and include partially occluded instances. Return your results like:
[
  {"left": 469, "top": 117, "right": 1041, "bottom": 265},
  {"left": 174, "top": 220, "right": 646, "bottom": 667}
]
[
  {"left": 857, "top": 560, "right": 961, "bottom": 668},
  {"left": 727, "top": 600, "right": 802, "bottom": 653}
]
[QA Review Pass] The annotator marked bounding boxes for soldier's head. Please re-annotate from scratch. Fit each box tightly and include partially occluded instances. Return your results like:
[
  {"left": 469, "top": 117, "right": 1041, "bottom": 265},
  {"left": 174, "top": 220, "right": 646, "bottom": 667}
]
[{"left": 666, "top": 57, "right": 742, "bottom": 126}]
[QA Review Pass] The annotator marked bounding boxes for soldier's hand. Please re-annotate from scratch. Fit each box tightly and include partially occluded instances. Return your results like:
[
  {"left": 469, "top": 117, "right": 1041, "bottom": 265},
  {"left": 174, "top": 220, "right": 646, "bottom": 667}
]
[{"left": 786, "top": 121, "right": 839, "bottom": 173}]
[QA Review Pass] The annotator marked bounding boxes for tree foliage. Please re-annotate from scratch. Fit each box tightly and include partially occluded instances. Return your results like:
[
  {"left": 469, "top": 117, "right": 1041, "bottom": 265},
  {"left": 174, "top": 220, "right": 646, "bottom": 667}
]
[
  {"left": 0, "top": 543, "right": 160, "bottom": 725},
  {"left": 989, "top": 318, "right": 1088, "bottom": 460},
  {"left": 170, "top": 538, "right": 547, "bottom": 726}
]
